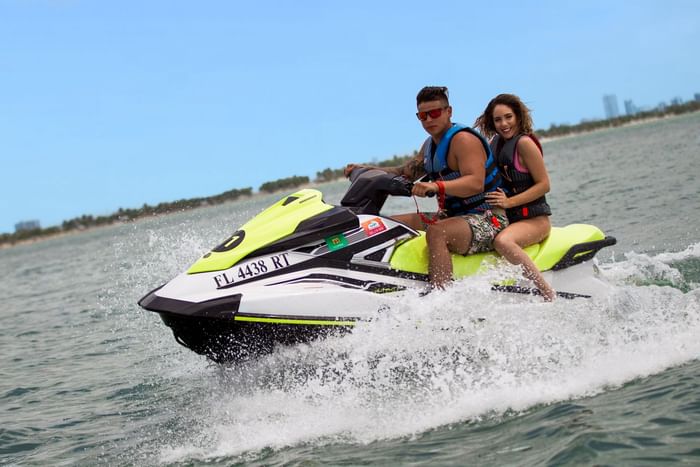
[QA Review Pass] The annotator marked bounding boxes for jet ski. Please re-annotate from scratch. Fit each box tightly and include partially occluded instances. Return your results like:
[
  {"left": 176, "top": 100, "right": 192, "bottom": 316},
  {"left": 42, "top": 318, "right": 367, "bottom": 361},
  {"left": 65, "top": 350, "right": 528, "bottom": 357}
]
[{"left": 138, "top": 169, "right": 616, "bottom": 363}]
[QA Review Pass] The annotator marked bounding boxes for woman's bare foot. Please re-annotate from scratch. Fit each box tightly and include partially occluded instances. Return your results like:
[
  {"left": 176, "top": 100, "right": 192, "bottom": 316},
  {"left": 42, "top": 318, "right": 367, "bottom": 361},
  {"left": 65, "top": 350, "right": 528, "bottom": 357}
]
[{"left": 539, "top": 286, "right": 556, "bottom": 302}]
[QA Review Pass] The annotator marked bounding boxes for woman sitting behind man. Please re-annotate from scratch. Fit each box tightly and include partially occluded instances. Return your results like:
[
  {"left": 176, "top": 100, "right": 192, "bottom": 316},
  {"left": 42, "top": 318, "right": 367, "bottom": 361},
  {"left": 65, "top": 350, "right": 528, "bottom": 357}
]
[{"left": 475, "top": 94, "right": 556, "bottom": 301}]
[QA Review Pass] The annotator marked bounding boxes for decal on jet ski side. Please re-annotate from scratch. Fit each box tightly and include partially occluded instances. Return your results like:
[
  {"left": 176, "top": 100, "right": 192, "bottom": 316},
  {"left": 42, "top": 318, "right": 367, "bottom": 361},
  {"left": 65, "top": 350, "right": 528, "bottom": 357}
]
[
  {"left": 211, "top": 230, "right": 245, "bottom": 253},
  {"left": 324, "top": 233, "right": 349, "bottom": 251},
  {"left": 362, "top": 217, "right": 386, "bottom": 236},
  {"left": 213, "top": 252, "right": 292, "bottom": 288}
]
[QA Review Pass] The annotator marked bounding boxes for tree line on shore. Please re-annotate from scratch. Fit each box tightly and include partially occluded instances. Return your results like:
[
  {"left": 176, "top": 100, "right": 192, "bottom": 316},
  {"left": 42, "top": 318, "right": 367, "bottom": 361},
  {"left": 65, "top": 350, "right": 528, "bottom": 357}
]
[
  {"left": 1, "top": 187, "right": 253, "bottom": 246},
  {"left": 3, "top": 101, "right": 698, "bottom": 247},
  {"left": 1, "top": 153, "right": 423, "bottom": 246},
  {"left": 536, "top": 100, "right": 700, "bottom": 138}
]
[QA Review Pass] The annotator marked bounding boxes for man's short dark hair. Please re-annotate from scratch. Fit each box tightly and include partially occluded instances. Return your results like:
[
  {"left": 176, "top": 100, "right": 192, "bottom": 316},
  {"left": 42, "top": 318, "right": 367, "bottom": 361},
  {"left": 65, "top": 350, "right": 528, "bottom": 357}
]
[{"left": 416, "top": 86, "right": 449, "bottom": 106}]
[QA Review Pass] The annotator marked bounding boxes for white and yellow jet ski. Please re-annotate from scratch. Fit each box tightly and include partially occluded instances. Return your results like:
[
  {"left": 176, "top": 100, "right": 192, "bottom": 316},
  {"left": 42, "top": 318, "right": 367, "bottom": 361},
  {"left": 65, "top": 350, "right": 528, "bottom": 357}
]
[{"left": 139, "top": 169, "right": 616, "bottom": 362}]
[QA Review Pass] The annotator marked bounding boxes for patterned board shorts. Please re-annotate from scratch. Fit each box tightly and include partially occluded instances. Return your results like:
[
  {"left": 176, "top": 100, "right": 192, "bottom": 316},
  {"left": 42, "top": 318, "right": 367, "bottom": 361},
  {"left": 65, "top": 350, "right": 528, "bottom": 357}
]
[
  {"left": 460, "top": 210, "right": 509, "bottom": 254},
  {"left": 418, "top": 209, "right": 509, "bottom": 255}
]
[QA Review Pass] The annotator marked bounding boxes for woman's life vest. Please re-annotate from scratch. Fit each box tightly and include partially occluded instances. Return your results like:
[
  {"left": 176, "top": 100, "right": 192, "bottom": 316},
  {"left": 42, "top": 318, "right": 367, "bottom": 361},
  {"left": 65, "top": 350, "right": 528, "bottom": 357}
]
[
  {"left": 422, "top": 124, "right": 502, "bottom": 216},
  {"left": 490, "top": 133, "right": 551, "bottom": 222}
]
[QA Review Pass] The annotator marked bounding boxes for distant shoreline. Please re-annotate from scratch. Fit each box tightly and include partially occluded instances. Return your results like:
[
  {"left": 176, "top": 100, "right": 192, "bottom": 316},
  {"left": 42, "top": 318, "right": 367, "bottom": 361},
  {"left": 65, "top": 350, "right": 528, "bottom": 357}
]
[
  {"left": 3, "top": 107, "right": 699, "bottom": 250},
  {"left": 539, "top": 112, "right": 672, "bottom": 143},
  {"left": 0, "top": 185, "right": 316, "bottom": 250},
  {"left": 0, "top": 227, "right": 91, "bottom": 250}
]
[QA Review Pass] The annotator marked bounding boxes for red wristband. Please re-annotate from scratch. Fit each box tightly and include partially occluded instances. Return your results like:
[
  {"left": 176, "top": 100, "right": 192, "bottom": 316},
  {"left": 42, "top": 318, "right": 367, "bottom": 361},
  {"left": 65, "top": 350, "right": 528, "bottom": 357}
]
[
  {"left": 435, "top": 180, "right": 446, "bottom": 209},
  {"left": 435, "top": 180, "right": 445, "bottom": 195}
]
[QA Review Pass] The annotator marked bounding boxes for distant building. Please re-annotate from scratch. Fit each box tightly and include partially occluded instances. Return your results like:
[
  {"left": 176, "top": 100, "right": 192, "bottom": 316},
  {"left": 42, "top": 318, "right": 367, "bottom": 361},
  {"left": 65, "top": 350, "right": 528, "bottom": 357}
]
[
  {"left": 15, "top": 220, "right": 40, "bottom": 232},
  {"left": 695, "top": 93, "right": 700, "bottom": 102},
  {"left": 603, "top": 94, "right": 619, "bottom": 119},
  {"left": 624, "top": 99, "right": 638, "bottom": 115}
]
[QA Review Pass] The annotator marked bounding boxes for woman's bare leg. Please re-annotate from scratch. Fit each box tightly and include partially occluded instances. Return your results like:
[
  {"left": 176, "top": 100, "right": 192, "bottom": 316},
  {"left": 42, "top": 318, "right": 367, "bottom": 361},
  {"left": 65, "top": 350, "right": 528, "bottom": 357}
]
[{"left": 493, "top": 216, "right": 555, "bottom": 301}]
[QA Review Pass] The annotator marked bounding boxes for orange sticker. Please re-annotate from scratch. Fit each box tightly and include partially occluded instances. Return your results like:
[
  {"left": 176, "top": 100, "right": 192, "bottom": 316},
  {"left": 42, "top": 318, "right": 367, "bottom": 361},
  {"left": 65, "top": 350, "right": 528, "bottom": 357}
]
[{"left": 362, "top": 217, "right": 386, "bottom": 236}]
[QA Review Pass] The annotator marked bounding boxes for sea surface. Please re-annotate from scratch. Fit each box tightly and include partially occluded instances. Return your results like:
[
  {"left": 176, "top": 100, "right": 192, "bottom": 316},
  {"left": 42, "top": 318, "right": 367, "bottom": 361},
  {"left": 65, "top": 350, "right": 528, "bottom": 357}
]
[{"left": 1, "top": 112, "right": 699, "bottom": 466}]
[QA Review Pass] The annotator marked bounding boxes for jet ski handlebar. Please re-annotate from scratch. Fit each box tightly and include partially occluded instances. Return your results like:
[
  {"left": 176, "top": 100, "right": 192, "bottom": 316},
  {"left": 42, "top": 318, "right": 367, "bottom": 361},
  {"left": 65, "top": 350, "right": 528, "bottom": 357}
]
[
  {"left": 340, "top": 167, "right": 439, "bottom": 214},
  {"left": 340, "top": 168, "right": 414, "bottom": 215}
]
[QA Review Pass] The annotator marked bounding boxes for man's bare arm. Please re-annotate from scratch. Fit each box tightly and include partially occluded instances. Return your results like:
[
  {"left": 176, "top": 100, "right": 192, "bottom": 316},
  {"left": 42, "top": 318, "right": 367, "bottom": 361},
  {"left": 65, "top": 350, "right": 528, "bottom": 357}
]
[{"left": 440, "top": 132, "right": 486, "bottom": 197}]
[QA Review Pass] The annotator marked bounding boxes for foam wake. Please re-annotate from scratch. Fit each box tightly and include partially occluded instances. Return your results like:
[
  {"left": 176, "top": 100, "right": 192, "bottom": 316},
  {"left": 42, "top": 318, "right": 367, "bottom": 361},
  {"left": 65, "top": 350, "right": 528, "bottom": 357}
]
[{"left": 151, "top": 252, "right": 700, "bottom": 463}]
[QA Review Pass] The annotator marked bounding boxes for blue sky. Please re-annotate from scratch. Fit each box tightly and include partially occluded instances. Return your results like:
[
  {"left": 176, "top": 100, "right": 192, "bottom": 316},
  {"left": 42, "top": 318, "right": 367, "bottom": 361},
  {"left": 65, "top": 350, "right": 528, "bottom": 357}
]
[{"left": 1, "top": 1, "right": 699, "bottom": 233}]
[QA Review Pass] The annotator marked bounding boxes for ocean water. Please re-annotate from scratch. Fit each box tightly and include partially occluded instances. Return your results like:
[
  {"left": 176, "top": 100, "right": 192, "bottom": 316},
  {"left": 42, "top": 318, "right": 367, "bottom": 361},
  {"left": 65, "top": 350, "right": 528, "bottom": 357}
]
[{"left": 1, "top": 112, "right": 699, "bottom": 466}]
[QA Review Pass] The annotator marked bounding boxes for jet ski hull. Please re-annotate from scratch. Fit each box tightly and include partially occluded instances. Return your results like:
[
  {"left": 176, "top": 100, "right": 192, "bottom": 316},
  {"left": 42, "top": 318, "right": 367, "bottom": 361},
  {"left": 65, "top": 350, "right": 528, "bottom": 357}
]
[
  {"left": 139, "top": 254, "right": 613, "bottom": 362},
  {"left": 155, "top": 311, "right": 351, "bottom": 363},
  {"left": 139, "top": 282, "right": 366, "bottom": 363}
]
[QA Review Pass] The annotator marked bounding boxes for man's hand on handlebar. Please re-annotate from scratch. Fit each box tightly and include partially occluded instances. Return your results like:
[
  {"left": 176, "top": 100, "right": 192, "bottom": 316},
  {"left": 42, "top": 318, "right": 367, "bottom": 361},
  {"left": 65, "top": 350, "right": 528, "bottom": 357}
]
[{"left": 412, "top": 181, "right": 439, "bottom": 198}]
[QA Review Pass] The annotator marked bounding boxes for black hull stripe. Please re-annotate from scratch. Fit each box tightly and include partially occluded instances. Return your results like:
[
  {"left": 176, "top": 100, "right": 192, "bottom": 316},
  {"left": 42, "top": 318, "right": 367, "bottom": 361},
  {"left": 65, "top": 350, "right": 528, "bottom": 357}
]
[
  {"left": 491, "top": 285, "right": 591, "bottom": 299},
  {"left": 267, "top": 272, "right": 407, "bottom": 293}
]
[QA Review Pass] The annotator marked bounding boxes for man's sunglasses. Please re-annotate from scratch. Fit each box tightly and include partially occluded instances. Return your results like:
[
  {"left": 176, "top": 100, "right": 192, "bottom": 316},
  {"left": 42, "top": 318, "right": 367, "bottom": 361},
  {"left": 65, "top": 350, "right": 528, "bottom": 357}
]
[{"left": 416, "top": 106, "right": 448, "bottom": 121}]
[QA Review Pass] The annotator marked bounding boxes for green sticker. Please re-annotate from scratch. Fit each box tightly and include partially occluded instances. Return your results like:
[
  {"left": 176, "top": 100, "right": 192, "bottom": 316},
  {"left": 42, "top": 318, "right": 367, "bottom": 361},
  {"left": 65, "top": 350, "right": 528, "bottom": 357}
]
[{"left": 325, "top": 233, "right": 349, "bottom": 251}]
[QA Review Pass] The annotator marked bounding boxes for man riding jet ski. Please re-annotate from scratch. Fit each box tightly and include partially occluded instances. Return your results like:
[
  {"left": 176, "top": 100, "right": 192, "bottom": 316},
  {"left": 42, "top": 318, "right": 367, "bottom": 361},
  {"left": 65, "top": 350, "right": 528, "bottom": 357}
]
[{"left": 138, "top": 168, "right": 616, "bottom": 363}]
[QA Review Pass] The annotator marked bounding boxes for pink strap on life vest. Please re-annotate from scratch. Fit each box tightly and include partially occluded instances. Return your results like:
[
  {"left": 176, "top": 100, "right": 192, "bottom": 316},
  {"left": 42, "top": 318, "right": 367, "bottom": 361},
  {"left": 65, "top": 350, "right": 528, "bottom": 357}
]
[{"left": 514, "top": 134, "right": 544, "bottom": 174}]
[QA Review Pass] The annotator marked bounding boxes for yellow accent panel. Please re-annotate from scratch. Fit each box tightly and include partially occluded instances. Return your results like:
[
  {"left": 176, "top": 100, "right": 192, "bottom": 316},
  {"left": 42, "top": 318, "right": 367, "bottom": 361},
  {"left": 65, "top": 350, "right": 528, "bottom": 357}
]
[
  {"left": 234, "top": 315, "right": 356, "bottom": 326},
  {"left": 390, "top": 232, "right": 511, "bottom": 278},
  {"left": 188, "top": 189, "right": 334, "bottom": 273},
  {"left": 532, "top": 224, "right": 605, "bottom": 271},
  {"left": 390, "top": 224, "right": 604, "bottom": 277}
]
